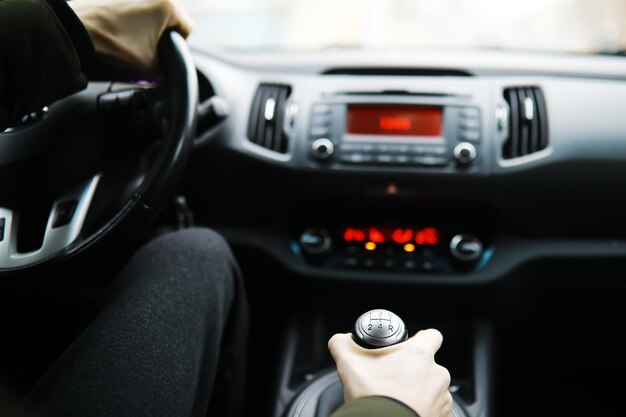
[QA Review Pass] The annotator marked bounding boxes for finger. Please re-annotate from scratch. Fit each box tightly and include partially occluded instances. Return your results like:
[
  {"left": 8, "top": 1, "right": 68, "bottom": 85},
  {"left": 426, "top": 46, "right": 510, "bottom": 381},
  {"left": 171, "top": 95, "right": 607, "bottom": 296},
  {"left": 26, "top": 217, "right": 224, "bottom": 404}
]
[
  {"left": 168, "top": 0, "right": 195, "bottom": 37},
  {"left": 327, "top": 333, "right": 353, "bottom": 361},
  {"left": 409, "top": 328, "right": 443, "bottom": 356}
]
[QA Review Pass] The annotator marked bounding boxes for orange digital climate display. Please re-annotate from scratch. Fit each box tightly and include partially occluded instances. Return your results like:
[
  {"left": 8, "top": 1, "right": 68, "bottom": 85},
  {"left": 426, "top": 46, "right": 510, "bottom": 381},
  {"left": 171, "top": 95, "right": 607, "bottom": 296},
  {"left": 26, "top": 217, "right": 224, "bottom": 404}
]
[
  {"left": 347, "top": 106, "right": 443, "bottom": 137},
  {"left": 342, "top": 226, "right": 440, "bottom": 252}
]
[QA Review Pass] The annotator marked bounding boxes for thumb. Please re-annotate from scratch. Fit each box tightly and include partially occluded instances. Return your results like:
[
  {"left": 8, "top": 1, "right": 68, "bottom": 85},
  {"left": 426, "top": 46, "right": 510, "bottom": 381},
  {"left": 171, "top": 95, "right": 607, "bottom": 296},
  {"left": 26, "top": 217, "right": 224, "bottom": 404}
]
[{"left": 328, "top": 333, "right": 354, "bottom": 362}]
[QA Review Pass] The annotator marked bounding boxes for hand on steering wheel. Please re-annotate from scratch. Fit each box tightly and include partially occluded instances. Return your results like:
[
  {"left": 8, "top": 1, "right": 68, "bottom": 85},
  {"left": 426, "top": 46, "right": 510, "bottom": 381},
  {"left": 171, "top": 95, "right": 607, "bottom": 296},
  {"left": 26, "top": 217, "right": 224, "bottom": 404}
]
[
  {"left": 0, "top": 29, "right": 198, "bottom": 272},
  {"left": 69, "top": 0, "right": 194, "bottom": 75}
]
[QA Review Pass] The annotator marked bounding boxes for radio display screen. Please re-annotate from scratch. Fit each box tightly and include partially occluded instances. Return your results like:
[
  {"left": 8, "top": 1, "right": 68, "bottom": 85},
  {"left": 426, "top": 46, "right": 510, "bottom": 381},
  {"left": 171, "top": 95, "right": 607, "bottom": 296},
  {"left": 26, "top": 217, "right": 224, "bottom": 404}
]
[{"left": 347, "top": 105, "right": 443, "bottom": 137}]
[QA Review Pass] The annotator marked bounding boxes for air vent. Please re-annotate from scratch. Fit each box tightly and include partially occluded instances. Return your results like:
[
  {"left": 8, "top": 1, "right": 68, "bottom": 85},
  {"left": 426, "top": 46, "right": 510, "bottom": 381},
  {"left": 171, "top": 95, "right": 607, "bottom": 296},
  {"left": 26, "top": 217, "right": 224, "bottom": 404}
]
[
  {"left": 247, "top": 83, "right": 292, "bottom": 154},
  {"left": 502, "top": 86, "right": 548, "bottom": 159}
]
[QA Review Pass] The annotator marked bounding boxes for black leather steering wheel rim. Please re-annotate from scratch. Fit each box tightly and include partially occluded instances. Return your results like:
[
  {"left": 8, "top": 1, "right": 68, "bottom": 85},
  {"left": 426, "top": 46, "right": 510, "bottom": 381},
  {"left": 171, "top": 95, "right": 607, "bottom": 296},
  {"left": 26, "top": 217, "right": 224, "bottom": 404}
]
[{"left": 0, "top": 30, "right": 198, "bottom": 273}]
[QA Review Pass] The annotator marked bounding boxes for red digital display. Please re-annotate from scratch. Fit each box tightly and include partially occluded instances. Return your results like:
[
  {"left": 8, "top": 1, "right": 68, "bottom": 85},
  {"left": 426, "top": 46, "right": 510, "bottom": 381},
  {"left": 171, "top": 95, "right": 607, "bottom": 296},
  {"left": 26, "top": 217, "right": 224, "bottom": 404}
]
[
  {"left": 342, "top": 227, "right": 440, "bottom": 246},
  {"left": 347, "top": 106, "right": 443, "bottom": 137}
]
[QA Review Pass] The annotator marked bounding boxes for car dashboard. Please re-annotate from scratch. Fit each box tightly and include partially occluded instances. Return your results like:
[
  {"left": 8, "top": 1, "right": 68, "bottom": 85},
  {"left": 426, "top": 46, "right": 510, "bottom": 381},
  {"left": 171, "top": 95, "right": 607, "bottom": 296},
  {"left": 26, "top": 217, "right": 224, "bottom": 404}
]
[
  {"left": 188, "top": 48, "right": 626, "bottom": 285},
  {"left": 181, "top": 49, "right": 626, "bottom": 417}
]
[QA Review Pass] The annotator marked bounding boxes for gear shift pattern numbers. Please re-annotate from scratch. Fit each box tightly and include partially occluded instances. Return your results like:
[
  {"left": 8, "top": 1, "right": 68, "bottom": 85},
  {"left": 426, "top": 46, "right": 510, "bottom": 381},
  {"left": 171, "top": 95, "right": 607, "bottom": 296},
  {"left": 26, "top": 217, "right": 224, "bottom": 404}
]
[{"left": 353, "top": 309, "right": 408, "bottom": 348}]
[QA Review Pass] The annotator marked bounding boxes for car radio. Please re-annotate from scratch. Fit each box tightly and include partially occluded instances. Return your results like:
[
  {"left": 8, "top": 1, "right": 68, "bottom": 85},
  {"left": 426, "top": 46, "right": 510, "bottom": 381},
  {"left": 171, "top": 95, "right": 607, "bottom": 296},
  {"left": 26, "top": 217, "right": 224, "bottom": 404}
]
[{"left": 308, "top": 102, "right": 481, "bottom": 168}]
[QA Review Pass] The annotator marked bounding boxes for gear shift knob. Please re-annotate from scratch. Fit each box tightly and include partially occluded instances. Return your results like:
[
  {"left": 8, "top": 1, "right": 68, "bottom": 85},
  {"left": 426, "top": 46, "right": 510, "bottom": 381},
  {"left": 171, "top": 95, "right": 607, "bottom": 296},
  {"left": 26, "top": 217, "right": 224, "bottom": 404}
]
[{"left": 352, "top": 309, "right": 408, "bottom": 349}]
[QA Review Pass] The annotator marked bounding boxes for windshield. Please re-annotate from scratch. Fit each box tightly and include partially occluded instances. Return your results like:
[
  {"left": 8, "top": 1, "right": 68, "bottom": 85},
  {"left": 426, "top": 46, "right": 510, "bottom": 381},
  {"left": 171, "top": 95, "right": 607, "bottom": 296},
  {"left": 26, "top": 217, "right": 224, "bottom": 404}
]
[{"left": 179, "top": 0, "right": 626, "bottom": 55}]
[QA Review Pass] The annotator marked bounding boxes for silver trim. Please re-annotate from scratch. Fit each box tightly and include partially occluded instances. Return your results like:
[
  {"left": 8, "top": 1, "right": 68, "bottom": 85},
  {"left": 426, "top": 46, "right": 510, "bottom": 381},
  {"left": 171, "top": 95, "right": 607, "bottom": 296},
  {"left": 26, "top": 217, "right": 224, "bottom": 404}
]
[
  {"left": 0, "top": 175, "right": 101, "bottom": 269},
  {"left": 311, "top": 138, "right": 334, "bottom": 160},
  {"left": 354, "top": 309, "right": 406, "bottom": 348},
  {"left": 2, "top": 106, "right": 49, "bottom": 133},
  {"left": 495, "top": 104, "right": 507, "bottom": 131},
  {"left": 264, "top": 97, "right": 276, "bottom": 121},
  {"left": 453, "top": 142, "right": 477, "bottom": 165},
  {"left": 299, "top": 228, "right": 332, "bottom": 255},
  {"left": 286, "top": 102, "right": 298, "bottom": 127},
  {"left": 450, "top": 234, "right": 483, "bottom": 261},
  {"left": 524, "top": 96, "right": 535, "bottom": 121}
]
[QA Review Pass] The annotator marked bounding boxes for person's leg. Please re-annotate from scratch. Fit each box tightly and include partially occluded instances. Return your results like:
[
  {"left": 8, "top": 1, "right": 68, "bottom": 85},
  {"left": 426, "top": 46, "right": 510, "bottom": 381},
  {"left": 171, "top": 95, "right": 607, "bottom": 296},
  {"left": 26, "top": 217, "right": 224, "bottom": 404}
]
[{"left": 21, "top": 228, "right": 247, "bottom": 417}]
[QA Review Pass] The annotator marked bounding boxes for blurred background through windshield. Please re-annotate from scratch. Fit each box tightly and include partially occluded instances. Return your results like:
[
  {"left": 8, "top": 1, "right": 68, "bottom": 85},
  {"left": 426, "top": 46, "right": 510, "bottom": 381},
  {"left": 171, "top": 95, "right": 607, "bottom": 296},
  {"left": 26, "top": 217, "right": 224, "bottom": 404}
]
[{"left": 179, "top": 0, "right": 626, "bottom": 54}]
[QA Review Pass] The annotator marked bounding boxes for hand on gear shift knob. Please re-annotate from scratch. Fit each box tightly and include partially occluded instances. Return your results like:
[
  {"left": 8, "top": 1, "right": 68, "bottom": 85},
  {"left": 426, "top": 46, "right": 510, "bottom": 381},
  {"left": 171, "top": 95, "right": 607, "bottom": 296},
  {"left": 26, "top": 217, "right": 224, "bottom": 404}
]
[
  {"left": 352, "top": 308, "right": 408, "bottom": 349},
  {"left": 330, "top": 311, "right": 459, "bottom": 417}
]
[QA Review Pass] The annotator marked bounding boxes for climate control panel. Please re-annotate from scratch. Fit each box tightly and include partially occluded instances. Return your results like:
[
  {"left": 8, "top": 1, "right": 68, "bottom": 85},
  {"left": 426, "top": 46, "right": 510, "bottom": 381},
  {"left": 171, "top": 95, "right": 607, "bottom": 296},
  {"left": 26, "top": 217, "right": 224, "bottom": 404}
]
[{"left": 297, "top": 225, "right": 489, "bottom": 274}]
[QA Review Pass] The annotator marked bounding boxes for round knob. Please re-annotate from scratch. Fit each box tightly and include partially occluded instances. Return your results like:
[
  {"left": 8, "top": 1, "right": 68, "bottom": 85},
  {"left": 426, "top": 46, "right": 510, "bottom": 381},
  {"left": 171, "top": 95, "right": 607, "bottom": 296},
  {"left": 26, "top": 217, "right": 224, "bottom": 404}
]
[
  {"left": 352, "top": 309, "right": 408, "bottom": 349},
  {"left": 450, "top": 234, "right": 483, "bottom": 261},
  {"left": 453, "top": 142, "right": 477, "bottom": 165},
  {"left": 312, "top": 138, "right": 334, "bottom": 160},
  {"left": 299, "top": 228, "right": 332, "bottom": 255}
]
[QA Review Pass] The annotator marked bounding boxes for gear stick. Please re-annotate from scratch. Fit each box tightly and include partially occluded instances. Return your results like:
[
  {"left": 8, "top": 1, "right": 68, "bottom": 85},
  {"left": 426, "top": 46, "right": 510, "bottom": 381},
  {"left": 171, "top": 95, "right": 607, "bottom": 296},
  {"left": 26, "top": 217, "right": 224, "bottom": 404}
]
[
  {"left": 352, "top": 308, "right": 408, "bottom": 349},
  {"left": 285, "top": 309, "right": 470, "bottom": 417}
]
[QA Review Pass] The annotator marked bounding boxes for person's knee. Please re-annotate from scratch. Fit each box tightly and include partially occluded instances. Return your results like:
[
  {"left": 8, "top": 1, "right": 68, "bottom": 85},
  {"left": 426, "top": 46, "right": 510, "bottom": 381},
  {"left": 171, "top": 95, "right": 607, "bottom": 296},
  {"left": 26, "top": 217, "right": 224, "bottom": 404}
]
[
  {"left": 129, "top": 227, "right": 237, "bottom": 301},
  {"left": 155, "top": 227, "right": 234, "bottom": 265}
]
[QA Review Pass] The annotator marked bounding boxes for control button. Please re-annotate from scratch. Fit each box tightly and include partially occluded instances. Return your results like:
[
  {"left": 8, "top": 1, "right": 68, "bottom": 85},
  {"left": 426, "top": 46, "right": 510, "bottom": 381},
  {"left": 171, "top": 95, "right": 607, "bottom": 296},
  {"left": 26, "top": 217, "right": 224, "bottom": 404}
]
[
  {"left": 458, "top": 129, "right": 480, "bottom": 142},
  {"left": 340, "top": 153, "right": 372, "bottom": 164},
  {"left": 52, "top": 201, "right": 78, "bottom": 228},
  {"left": 453, "top": 142, "right": 477, "bottom": 165},
  {"left": 312, "top": 104, "right": 332, "bottom": 114},
  {"left": 460, "top": 118, "right": 480, "bottom": 129},
  {"left": 340, "top": 143, "right": 358, "bottom": 152},
  {"left": 376, "top": 144, "right": 391, "bottom": 153},
  {"left": 363, "top": 258, "right": 376, "bottom": 268},
  {"left": 412, "top": 145, "right": 426, "bottom": 155},
  {"left": 422, "top": 260, "right": 436, "bottom": 271},
  {"left": 387, "top": 144, "right": 410, "bottom": 154},
  {"left": 361, "top": 143, "right": 375, "bottom": 153},
  {"left": 423, "top": 146, "right": 447, "bottom": 156},
  {"left": 375, "top": 154, "right": 393, "bottom": 164},
  {"left": 393, "top": 155, "right": 410, "bottom": 164},
  {"left": 312, "top": 138, "right": 334, "bottom": 160},
  {"left": 383, "top": 259, "right": 396, "bottom": 269},
  {"left": 311, "top": 114, "right": 332, "bottom": 126},
  {"left": 342, "top": 256, "right": 358, "bottom": 267},
  {"left": 450, "top": 234, "right": 483, "bottom": 261},
  {"left": 98, "top": 90, "right": 135, "bottom": 111},
  {"left": 310, "top": 126, "right": 330, "bottom": 137},
  {"left": 415, "top": 156, "right": 448, "bottom": 166},
  {"left": 299, "top": 228, "right": 332, "bottom": 255},
  {"left": 461, "top": 107, "right": 480, "bottom": 117},
  {"left": 403, "top": 260, "right": 418, "bottom": 270},
  {"left": 0, "top": 218, "right": 5, "bottom": 242},
  {"left": 341, "top": 143, "right": 375, "bottom": 153}
]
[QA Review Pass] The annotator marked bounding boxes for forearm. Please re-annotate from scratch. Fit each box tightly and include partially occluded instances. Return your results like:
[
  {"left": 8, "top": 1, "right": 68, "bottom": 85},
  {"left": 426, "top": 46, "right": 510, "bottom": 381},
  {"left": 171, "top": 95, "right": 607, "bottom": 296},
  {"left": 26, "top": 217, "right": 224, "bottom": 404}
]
[
  {"left": 0, "top": 0, "right": 93, "bottom": 130},
  {"left": 331, "top": 396, "right": 419, "bottom": 417}
]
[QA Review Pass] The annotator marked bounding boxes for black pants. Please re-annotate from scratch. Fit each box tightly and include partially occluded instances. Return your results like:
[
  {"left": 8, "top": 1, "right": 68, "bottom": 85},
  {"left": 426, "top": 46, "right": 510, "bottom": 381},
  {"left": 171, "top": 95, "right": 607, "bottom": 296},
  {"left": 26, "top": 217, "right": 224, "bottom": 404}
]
[{"left": 21, "top": 228, "right": 248, "bottom": 417}]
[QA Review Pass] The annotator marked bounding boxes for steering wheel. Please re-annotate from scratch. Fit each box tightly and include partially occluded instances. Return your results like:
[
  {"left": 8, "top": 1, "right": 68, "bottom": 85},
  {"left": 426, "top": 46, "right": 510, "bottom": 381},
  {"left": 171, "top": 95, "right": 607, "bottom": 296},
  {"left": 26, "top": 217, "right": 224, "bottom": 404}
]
[{"left": 0, "top": 31, "right": 198, "bottom": 273}]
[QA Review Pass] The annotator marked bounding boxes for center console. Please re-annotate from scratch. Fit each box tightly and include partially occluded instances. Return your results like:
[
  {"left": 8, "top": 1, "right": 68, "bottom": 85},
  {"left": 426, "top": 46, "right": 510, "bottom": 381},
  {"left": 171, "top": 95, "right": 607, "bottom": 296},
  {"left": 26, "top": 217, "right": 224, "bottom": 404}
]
[{"left": 271, "top": 313, "right": 494, "bottom": 417}]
